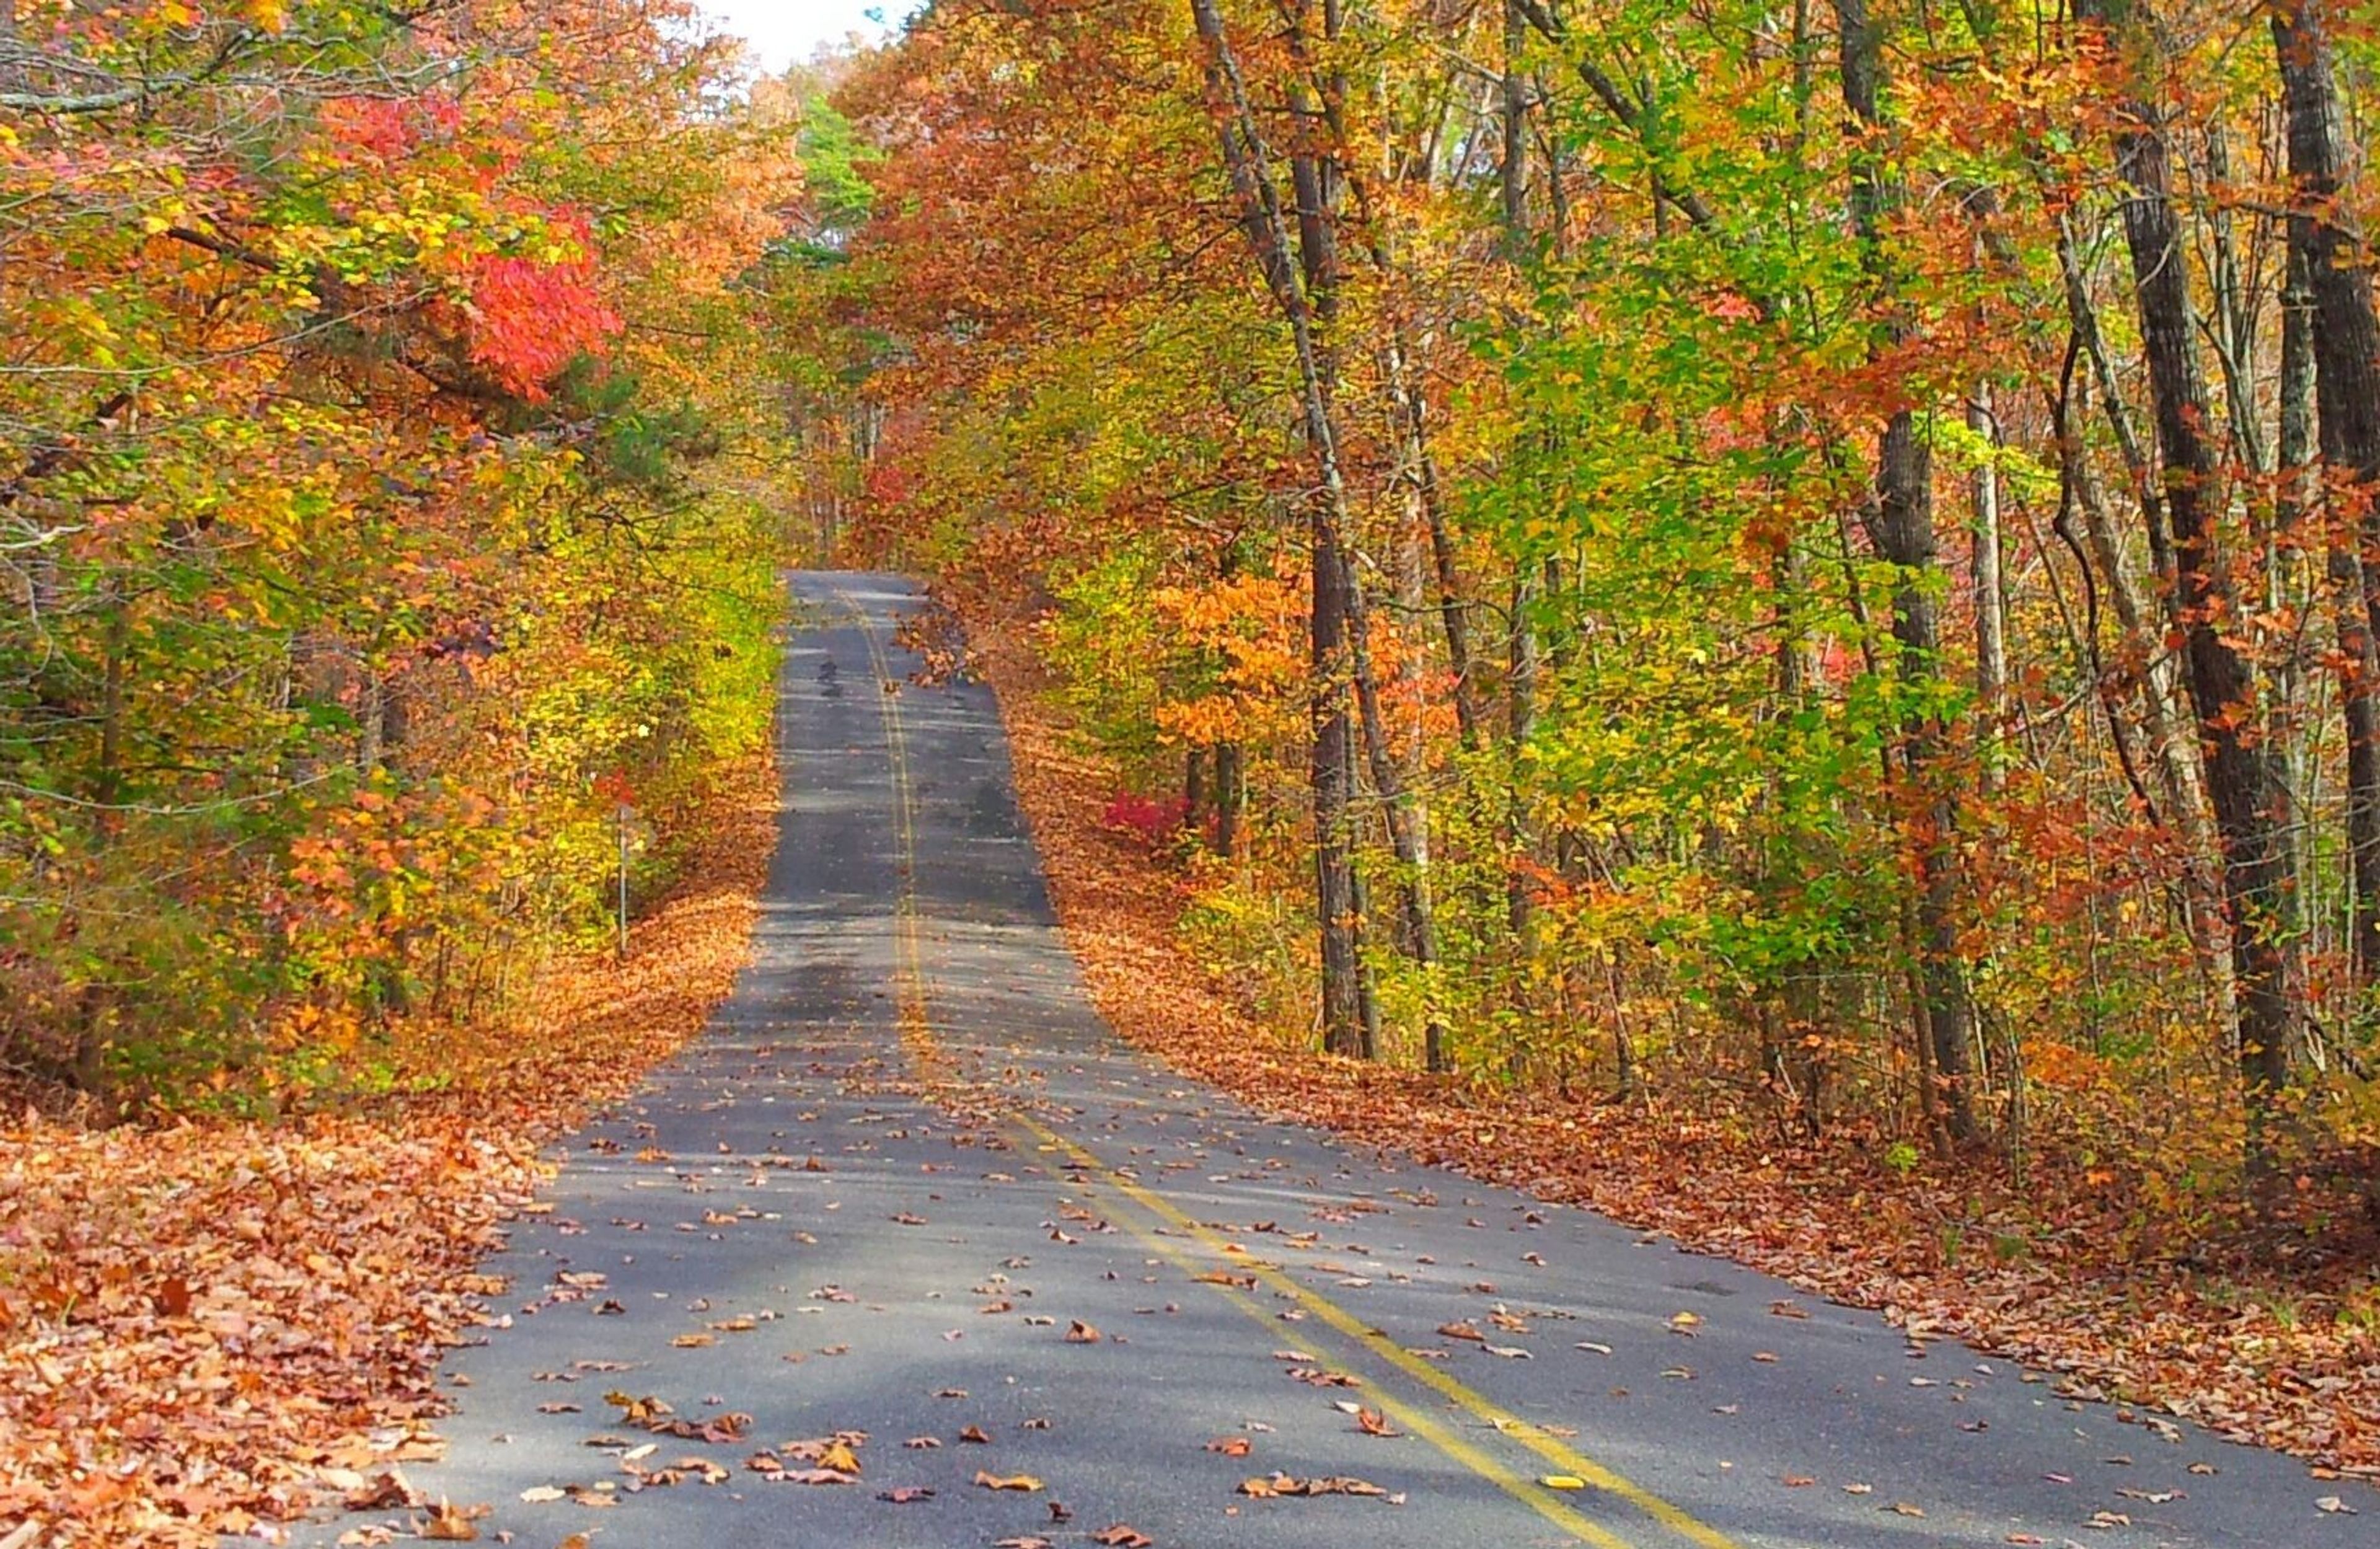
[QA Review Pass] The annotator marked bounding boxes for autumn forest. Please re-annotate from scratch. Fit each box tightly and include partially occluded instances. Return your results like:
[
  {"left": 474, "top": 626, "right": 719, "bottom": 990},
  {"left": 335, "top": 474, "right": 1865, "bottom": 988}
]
[
  {"left": 813, "top": 0, "right": 2380, "bottom": 1191},
  {"left": 7, "top": 0, "right": 2380, "bottom": 1541}
]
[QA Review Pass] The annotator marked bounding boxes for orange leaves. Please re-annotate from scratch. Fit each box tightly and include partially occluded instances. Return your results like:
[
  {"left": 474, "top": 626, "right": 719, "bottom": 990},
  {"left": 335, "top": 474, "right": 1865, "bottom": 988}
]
[{"left": 1147, "top": 570, "right": 1304, "bottom": 750}]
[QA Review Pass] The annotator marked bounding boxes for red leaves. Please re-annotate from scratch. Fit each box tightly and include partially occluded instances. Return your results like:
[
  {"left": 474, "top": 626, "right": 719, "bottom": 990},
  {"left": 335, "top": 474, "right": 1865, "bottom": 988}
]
[
  {"left": 1101, "top": 790, "right": 1190, "bottom": 848},
  {"left": 466, "top": 233, "right": 621, "bottom": 399},
  {"left": 319, "top": 94, "right": 465, "bottom": 165}
]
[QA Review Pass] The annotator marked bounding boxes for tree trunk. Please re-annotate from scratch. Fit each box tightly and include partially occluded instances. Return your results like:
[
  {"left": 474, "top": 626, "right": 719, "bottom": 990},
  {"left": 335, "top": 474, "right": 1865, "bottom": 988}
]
[
  {"left": 1501, "top": 0, "right": 1528, "bottom": 249},
  {"left": 1497, "top": 19, "right": 1540, "bottom": 961},
  {"left": 1970, "top": 382, "right": 2008, "bottom": 792},
  {"left": 1189, "top": 0, "right": 1373, "bottom": 1056},
  {"left": 1215, "top": 740, "right": 1243, "bottom": 859},
  {"left": 1505, "top": 568, "right": 1540, "bottom": 948},
  {"left": 1838, "top": 0, "right": 1975, "bottom": 1139},
  {"left": 1385, "top": 324, "right": 1484, "bottom": 749},
  {"left": 2081, "top": 0, "right": 2298, "bottom": 1137},
  {"left": 2273, "top": 0, "right": 2380, "bottom": 987},
  {"left": 1343, "top": 555, "right": 1449, "bottom": 1069}
]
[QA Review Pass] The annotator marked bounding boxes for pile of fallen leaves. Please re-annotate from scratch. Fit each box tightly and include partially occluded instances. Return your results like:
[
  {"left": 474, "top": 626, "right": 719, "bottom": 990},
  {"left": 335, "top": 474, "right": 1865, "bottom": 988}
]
[
  {"left": 0, "top": 756, "right": 777, "bottom": 1547},
  {"left": 960, "top": 599, "right": 2380, "bottom": 1488}
]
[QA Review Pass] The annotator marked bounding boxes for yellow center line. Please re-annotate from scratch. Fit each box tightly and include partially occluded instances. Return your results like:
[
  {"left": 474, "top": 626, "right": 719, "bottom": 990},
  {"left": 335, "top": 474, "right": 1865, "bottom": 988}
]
[
  {"left": 1012, "top": 1113, "right": 1741, "bottom": 1549},
  {"left": 1009, "top": 1110, "right": 1635, "bottom": 1548},
  {"left": 840, "top": 594, "right": 941, "bottom": 1077},
  {"left": 837, "top": 588, "right": 1740, "bottom": 1549}
]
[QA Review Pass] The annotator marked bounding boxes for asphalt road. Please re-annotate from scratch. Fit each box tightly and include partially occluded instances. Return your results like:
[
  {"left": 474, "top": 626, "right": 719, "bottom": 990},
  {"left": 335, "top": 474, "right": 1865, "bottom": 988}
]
[{"left": 315, "top": 572, "right": 2353, "bottom": 1548}]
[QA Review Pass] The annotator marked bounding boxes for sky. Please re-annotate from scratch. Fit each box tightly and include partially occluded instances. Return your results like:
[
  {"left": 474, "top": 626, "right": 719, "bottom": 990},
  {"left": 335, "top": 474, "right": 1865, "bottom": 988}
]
[{"left": 694, "top": 0, "right": 903, "bottom": 71}]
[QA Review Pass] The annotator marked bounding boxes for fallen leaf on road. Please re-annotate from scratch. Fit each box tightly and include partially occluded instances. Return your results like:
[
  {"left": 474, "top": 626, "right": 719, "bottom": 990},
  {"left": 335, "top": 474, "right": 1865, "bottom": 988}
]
[
  {"left": 976, "top": 1472, "right": 1044, "bottom": 1491},
  {"left": 420, "top": 1499, "right": 485, "bottom": 1540},
  {"left": 1205, "top": 1436, "right": 1252, "bottom": 1456},
  {"left": 342, "top": 1470, "right": 420, "bottom": 1511},
  {"left": 1354, "top": 1408, "right": 1399, "bottom": 1436},
  {"left": 1090, "top": 1528, "right": 1153, "bottom": 1547},
  {"left": 1240, "top": 1473, "right": 1390, "bottom": 1499},
  {"left": 1065, "top": 1320, "right": 1103, "bottom": 1343},
  {"left": 959, "top": 1424, "right": 992, "bottom": 1444},
  {"left": 878, "top": 1487, "right": 936, "bottom": 1503},
  {"left": 605, "top": 1392, "right": 668, "bottom": 1421},
  {"left": 518, "top": 1486, "right": 565, "bottom": 1503}
]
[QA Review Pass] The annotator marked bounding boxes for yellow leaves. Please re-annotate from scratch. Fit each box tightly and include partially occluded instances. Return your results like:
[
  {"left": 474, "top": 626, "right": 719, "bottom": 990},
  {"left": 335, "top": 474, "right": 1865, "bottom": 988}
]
[{"left": 974, "top": 1470, "right": 1044, "bottom": 1491}]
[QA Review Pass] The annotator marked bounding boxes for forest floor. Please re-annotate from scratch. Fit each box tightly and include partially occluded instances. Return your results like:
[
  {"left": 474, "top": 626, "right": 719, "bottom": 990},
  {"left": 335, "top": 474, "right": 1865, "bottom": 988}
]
[
  {"left": 0, "top": 755, "right": 777, "bottom": 1546},
  {"left": 958, "top": 597, "right": 2380, "bottom": 1492}
]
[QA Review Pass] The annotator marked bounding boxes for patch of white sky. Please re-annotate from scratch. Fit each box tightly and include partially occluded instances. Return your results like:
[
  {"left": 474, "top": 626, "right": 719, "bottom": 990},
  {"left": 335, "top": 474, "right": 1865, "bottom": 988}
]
[{"left": 693, "top": 0, "right": 910, "bottom": 72}]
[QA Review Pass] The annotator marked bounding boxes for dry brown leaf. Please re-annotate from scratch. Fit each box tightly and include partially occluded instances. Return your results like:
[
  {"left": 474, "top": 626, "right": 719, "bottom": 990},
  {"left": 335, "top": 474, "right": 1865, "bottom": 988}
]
[{"left": 420, "top": 1499, "right": 486, "bottom": 1541}]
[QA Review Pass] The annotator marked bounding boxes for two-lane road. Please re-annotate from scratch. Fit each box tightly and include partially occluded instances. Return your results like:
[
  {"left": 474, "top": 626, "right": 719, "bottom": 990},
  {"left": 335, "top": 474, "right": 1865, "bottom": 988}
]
[{"left": 314, "top": 573, "right": 2343, "bottom": 1548}]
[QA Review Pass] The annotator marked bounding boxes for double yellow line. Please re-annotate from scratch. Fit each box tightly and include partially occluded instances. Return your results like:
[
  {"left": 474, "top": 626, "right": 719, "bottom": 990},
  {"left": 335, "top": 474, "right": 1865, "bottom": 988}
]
[{"left": 841, "top": 591, "right": 1739, "bottom": 1549}]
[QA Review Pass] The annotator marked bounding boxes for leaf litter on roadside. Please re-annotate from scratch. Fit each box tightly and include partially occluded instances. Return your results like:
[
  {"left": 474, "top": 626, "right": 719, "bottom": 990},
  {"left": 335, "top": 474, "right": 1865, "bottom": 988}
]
[{"left": 0, "top": 774, "right": 774, "bottom": 1545}]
